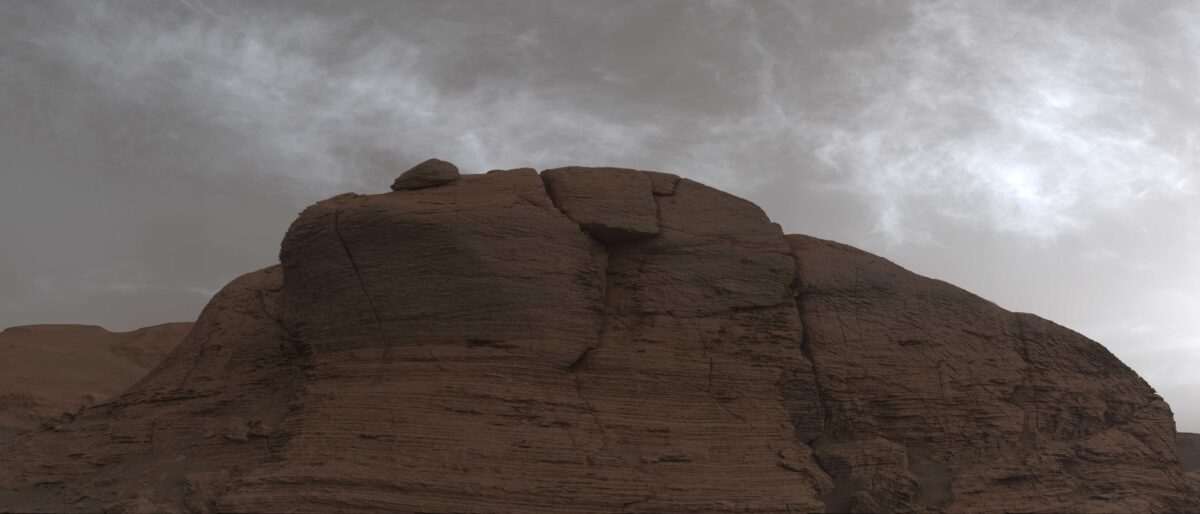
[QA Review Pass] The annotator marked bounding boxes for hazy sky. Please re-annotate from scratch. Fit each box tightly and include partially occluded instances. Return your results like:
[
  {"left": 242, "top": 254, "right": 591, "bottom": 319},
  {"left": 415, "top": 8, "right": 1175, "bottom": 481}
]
[{"left": 2, "top": 0, "right": 1198, "bottom": 431}]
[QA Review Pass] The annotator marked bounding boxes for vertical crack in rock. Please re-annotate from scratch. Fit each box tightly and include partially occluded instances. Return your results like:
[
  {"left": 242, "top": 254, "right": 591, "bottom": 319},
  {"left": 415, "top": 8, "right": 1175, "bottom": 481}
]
[
  {"left": 538, "top": 172, "right": 572, "bottom": 219},
  {"left": 574, "top": 242, "right": 617, "bottom": 458},
  {"left": 793, "top": 288, "right": 832, "bottom": 445},
  {"left": 538, "top": 171, "right": 617, "bottom": 460},
  {"left": 331, "top": 207, "right": 393, "bottom": 369},
  {"left": 651, "top": 189, "right": 667, "bottom": 234},
  {"left": 572, "top": 372, "right": 609, "bottom": 465},
  {"left": 702, "top": 333, "right": 755, "bottom": 430},
  {"left": 539, "top": 171, "right": 617, "bottom": 368},
  {"left": 1014, "top": 313, "right": 1032, "bottom": 367},
  {"left": 790, "top": 259, "right": 838, "bottom": 512},
  {"left": 1012, "top": 313, "right": 1038, "bottom": 444},
  {"left": 646, "top": 170, "right": 680, "bottom": 197},
  {"left": 584, "top": 251, "right": 616, "bottom": 366}
]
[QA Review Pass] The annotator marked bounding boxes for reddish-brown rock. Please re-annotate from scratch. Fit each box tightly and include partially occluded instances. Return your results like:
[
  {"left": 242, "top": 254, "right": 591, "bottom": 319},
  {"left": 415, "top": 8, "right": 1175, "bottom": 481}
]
[
  {"left": 789, "top": 235, "right": 1196, "bottom": 512},
  {"left": 390, "top": 158, "right": 460, "bottom": 191},
  {"left": 0, "top": 166, "right": 1194, "bottom": 512},
  {"left": 645, "top": 170, "right": 681, "bottom": 196},
  {"left": 0, "top": 266, "right": 304, "bottom": 512},
  {"left": 542, "top": 166, "right": 660, "bottom": 242},
  {"left": 0, "top": 323, "right": 190, "bottom": 443}
]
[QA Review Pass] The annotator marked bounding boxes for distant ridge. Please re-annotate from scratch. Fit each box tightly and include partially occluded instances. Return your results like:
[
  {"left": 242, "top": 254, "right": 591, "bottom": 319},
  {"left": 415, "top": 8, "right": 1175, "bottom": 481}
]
[{"left": 0, "top": 322, "right": 191, "bottom": 442}]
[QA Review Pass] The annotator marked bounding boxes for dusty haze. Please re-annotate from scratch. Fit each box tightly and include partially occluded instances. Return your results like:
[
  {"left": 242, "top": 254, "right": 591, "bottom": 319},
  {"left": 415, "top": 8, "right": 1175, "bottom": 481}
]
[{"left": 1, "top": 0, "right": 1198, "bottom": 431}]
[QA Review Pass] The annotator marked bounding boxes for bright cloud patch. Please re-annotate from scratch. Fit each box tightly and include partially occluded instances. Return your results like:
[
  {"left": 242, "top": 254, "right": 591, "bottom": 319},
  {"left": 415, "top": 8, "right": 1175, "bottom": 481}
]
[{"left": 812, "top": 0, "right": 1195, "bottom": 242}]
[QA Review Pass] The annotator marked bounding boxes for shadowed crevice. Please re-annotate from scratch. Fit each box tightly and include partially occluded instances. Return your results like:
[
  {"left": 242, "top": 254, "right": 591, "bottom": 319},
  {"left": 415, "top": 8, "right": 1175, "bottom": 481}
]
[
  {"left": 332, "top": 206, "right": 390, "bottom": 362},
  {"left": 790, "top": 253, "right": 839, "bottom": 512},
  {"left": 537, "top": 170, "right": 621, "bottom": 366},
  {"left": 794, "top": 289, "right": 833, "bottom": 445},
  {"left": 567, "top": 347, "right": 593, "bottom": 373}
]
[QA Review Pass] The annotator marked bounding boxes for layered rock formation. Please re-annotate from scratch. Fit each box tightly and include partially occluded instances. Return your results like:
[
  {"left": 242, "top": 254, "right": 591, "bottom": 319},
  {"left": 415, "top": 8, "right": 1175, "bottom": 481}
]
[
  {"left": 0, "top": 164, "right": 1195, "bottom": 513},
  {"left": 0, "top": 323, "right": 190, "bottom": 443}
]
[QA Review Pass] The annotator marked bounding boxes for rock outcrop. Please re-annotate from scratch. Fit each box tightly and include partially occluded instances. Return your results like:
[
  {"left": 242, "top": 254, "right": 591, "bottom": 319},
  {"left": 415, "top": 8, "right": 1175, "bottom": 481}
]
[
  {"left": 789, "top": 236, "right": 1194, "bottom": 512},
  {"left": 390, "top": 158, "right": 460, "bottom": 191},
  {"left": 0, "top": 323, "right": 190, "bottom": 443},
  {"left": 0, "top": 164, "right": 1194, "bottom": 513}
]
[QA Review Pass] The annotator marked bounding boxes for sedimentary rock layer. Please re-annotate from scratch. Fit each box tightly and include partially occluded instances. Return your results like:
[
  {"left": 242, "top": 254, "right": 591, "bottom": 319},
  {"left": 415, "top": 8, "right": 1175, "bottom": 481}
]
[{"left": 0, "top": 166, "right": 1194, "bottom": 513}]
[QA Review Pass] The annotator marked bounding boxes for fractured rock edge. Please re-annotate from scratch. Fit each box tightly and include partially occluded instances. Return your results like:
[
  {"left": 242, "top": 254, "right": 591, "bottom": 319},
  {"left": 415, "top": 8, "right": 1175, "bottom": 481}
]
[
  {"left": 540, "top": 171, "right": 830, "bottom": 511},
  {"left": 540, "top": 167, "right": 662, "bottom": 243}
]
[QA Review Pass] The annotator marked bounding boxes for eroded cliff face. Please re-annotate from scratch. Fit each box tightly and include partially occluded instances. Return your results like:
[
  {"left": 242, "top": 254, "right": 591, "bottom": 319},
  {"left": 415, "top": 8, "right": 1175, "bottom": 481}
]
[{"left": 0, "top": 165, "right": 1194, "bottom": 513}]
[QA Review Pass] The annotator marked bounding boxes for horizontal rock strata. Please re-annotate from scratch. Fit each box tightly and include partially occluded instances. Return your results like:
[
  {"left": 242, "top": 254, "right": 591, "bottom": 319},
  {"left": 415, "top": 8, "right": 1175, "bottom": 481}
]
[{"left": 0, "top": 164, "right": 1194, "bottom": 513}]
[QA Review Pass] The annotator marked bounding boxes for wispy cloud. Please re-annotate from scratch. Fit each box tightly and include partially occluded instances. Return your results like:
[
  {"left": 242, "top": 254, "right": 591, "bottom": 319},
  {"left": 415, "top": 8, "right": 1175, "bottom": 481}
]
[
  {"left": 16, "top": 2, "right": 661, "bottom": 196},
  {"left": 17, "top": 0, "right": 1199, "bottom": 239},
  {"left": 105, "top": 281, "right": 218, "bottom": 298},
  {"left": 33, "top": 275, "right": 217, "bottom": 300},
  {"left": 811, "top": 0, "right": 1197, "bottom": 243}
]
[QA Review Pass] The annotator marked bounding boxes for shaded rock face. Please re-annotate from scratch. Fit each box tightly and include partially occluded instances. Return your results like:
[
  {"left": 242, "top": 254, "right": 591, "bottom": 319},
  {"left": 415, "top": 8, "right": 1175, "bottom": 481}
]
[
  {"left": 0, "top": 166, "right": 1195, "bottom": 513},
  {"left": 1181, "top": 433, "right": 1200, "bottom": 487},
  {"left": 0, "top": 323, "right": 191, "bottom": 443}
]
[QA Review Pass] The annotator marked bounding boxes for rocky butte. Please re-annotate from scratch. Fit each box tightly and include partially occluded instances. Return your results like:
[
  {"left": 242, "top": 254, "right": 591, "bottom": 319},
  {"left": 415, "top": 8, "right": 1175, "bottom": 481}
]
[{"left": 0, "top": 161, "right": 1196, "bottom": 513}]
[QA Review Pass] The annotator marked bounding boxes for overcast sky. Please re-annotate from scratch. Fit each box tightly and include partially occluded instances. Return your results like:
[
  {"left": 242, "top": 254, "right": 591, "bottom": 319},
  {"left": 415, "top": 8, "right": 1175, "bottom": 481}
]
[{"left": 2, "top": 0, "right": 1198, "bottom": 431}]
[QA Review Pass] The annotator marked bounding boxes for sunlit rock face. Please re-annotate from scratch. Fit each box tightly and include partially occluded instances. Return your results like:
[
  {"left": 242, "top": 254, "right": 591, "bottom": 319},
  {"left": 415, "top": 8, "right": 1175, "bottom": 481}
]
[{"left": 0, "top": 165, "right": 1195, "bottom": 513}]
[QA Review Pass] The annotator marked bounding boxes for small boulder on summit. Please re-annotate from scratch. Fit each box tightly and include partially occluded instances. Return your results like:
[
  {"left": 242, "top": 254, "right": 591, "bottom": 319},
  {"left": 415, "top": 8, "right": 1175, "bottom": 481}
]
[{"left": 391, "top": 158, "right": 460, "bottom": 191}]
